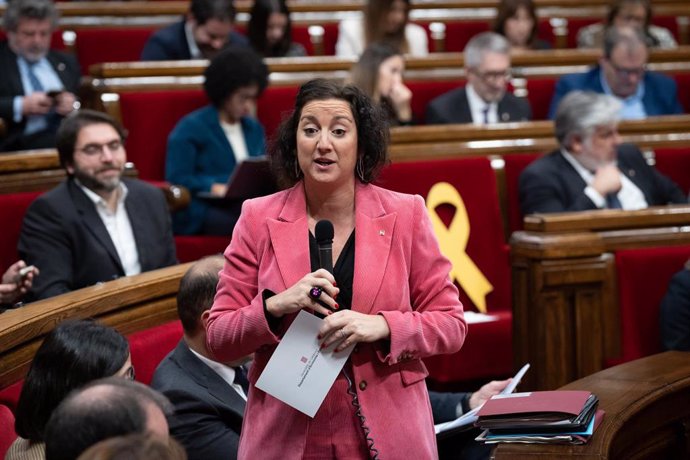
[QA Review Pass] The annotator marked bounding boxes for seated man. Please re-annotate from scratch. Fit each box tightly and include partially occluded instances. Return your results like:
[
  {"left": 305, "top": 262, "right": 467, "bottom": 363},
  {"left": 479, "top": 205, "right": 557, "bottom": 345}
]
[
  {"left": 659, "top": 261, "right": 690, "bottom": 351},
  {"left": 425, "top": 31, "right": 531, "bottom": 125},
  {"left": 152, "top": 256, "right": 509, "bottom": 460},
  {"left": 151, "top": 255, "right": 248, "bottom": 460},
  {"left": 520, "top": 91, "right": 685, "bottom": 216},
  {"left": 0, "top": 0, "right": 80, "bottom": 151},
  {"left": 140, "top": 0, "right": 248, "bottom": 61},
  {"left": 43, "top": 377, "right": 173, "bottom": 460},
  {"left": 18, "top": 110, "right": 177, "bottom": 301},
  {"left": 549, "top": 25, "right": 683, "bottom": 119}
]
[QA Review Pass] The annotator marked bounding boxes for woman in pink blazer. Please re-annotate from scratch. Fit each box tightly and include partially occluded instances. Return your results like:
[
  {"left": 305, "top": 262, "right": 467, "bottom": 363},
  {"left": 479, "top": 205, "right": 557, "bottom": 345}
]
[{"left": 207, "top": 79, "right": 467, "bottom": 459}]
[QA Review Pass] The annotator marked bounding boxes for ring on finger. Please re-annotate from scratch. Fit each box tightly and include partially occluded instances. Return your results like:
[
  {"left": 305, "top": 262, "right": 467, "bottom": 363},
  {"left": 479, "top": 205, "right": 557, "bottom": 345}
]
[
  {"left": 338, "top": 329, "right": 346, "bottom": 339},
  {"left": 309, "top": 286, "right": 323, "bottom": 299}
]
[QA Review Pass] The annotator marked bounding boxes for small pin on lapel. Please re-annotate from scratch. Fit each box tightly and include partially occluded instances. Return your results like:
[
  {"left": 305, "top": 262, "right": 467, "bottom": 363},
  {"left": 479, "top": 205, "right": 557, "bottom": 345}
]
[
  {"left": 501, "top": 112, "right": 509, "bottom": 121},
  {"left": 628, "top": 169, "right": 636, "bottom": 177},
  {"left": 57, "top": 62, "right": 66, "bottom": 72}
]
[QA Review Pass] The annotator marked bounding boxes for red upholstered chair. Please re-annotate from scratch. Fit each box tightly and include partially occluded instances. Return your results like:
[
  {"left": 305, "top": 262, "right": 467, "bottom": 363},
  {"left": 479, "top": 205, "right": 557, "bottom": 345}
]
[
  {"left": 376, "top": 157, "right": 513, "bottom": 383},
  {"left": 525, "top": 77, "right": 558, "bottom": 120},
  {"left": 0, "top": 405, "right": 17, "bottom": 459},
  {"left": 613, "top": 245, "right": 690, "bottom": 366},
  {"left": 653, "top": 147, "right": 690, "bottom": 196},
  {"left": 118, "top": 90, "right": 208, "bottom": 182},
  {"left": 0, "top": 191, "right": 42, "bottom": 272},
  {"left": 257, "top": 85, "right": 299, "bottom": 141},
  {"left": 175, "top": 236, "right": 231, "bottom": 263},
  {"left": 0, "top": 381, "right": 23, "bottom": 414},
  {"left": 406, "top": 80, "right": 463, "bottom": 124},
  {"left": 74, "top": 28, "right": 157, "bottom": 75},
  {"left": 128, "top": 320, "right": 183, "bottom": 385},
  {"left": 503, "top": 153, "right": 541, "bottom": 233}
]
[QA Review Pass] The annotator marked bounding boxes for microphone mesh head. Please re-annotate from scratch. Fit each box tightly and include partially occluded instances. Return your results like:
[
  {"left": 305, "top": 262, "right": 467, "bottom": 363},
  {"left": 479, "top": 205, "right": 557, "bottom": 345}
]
[{"left": 315, "top": 219, "right": 334, "bottom": 244}]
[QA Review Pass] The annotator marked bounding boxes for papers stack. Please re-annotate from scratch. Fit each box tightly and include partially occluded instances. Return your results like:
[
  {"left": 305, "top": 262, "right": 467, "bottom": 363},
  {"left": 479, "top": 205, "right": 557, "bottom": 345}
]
[{"left": 475, "top": 390, "right": 604, "bottom": 445}]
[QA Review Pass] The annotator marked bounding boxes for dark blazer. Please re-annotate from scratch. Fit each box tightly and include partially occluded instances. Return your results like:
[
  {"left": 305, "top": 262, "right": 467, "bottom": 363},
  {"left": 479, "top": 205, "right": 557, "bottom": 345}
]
[
  {"left": 18, "top": 178, "right": 177, "bottom": 301},
  {"left": 425, "top": 86, "right": 532, "bottom": 125},
  {"left": 519, "top": 143, "right": 687, "bottom": 216},
  {"left": 547, "top": 66, "right": 684, "bottom": 119},
  {"left": 140, "top": 20, "right": 249, "bottom": 61},
  {"left": 0, "top": 42, "right": 81, "bottom": 151},
  {"left": 165, "top": 105, "right": 266, "bottom": 235},
  {"left": 151, "top": 340, "right": 245, "bottom": 460},
  {"left": 659, "top": 267, "right": 690, "bottom": 352}
]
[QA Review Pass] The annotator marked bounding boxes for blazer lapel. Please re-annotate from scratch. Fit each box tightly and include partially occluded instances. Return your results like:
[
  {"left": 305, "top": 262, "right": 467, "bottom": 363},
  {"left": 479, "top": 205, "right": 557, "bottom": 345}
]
[
  {"left": 353, "top": 184, "right": 396, "bottom": 315},
  {"left": 123, "top": 183, "right": 151, "bottom": 270},
  {"left": 47, "top": 53, "right": 71, "bottom": 88},
  {"left": 267, "top": 184, "right": 311, "bottom": 290},
  {"left": 68, "top": 180, "right": 124, "bottom": 272}
]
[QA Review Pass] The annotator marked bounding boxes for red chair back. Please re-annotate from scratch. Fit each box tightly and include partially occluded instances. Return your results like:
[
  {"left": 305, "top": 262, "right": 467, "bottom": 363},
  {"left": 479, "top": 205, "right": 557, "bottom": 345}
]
[
  {"left": 257, "top": 85, "right": 299, "bottom": 141},
  {"left": 653, "top": 147, "right": 690, "bottom": 196},
  {"left": 406, "top": 80, "right": 464, "bottom": 124},
  {"left": 119, "top": 90, "right": 208, "bottom": 181},
  {"left": 128, "top": 320, "right": 183, "bottom": 385},
  {"left": 75, "top": 28, "right": 156, "bottom": 74},
  {"left": 503, "top": 153, "right": 541, "bottom": 233},
  {"left": 0, "top": 381, "right": 23, "bottom": 414},
  {"left": 0, "top": 405, "right": 16, "bottom": 459},
  {"left": 175, "top": 236, "right": 231, "bottom": 263},
  {"left": 0, "top": 191, "right": 42, "bottom": 272}
]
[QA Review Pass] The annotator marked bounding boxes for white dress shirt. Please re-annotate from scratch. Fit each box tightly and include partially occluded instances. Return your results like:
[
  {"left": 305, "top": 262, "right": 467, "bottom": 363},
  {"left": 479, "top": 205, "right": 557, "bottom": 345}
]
[
  {"left": 220, "top": 120, "right": 249, "bottom": 163},
  {"left": 465, "top": 84, "right": 498, "bottom": 125},
  {"left": 189, "top": 347, "right": 248, "bottom": 401},
  {"left": 561, "top": 149, "right": 648, "bottom": 210}
]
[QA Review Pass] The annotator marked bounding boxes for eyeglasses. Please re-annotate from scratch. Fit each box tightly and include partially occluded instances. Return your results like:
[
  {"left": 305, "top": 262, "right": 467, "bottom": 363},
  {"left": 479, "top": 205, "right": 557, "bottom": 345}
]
[
  {"left": 76, "top": 140, "right": 123, "bottom": 156},
  {"left": 606, "top": 60, "right": 646, "bottom": 79},
  {"left": 470, "top": 68, "right": 512, "bottom": 82},
  {"left": 125, "top": 365, "right": 136, "bottom": 381}
]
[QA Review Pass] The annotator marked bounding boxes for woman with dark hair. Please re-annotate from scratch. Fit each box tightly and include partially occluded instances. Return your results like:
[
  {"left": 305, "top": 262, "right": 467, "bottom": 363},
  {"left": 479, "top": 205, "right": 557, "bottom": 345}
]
[
  {"left": 166, "top": 46, "right": 268, "bottom": 235},
  {"left": 493, "top": 0, "right": 551, "bottom": 50},
  {"left": 349, "top": 42, "right": 412, "bottom": 125},
  {"left": 247, "top": 0, "right": 306, "bottom": 57},
  {"left": 6, "top": 319, "right": 132, "bottom": 460},
  {"left": 577, "top": 0, "right": 677, "bottom": 49},
  {"left": 336, "top": 0, "right": 427, "bottom": 57},
  {"left": 207, "top": 78, "right": 466, "bottom": 458}
]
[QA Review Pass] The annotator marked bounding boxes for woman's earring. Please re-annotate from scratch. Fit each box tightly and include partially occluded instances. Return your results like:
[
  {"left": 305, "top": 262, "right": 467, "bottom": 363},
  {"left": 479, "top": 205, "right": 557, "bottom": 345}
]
[{"left": 356, "top": 157, "right": 365, "bottom": 182}]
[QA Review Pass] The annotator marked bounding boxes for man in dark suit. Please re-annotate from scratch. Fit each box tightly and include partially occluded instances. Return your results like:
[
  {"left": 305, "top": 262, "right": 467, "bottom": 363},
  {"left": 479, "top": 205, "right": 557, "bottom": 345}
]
[
  {"left": 520, "top": 91, "right": 685, "bottom": 216},
  {"left": 0, "top": 0, "right": 81, "bottom": 152},
  {"left": 659, "top": 263, "right": 690, "bottom": 352},
  {"left": 425, "top": 32, "right": 531, "bottom": 125},
  {"left": 151, "top": 255, "right": 247, "bottom": 460},
  {"left": 140, "top": 0, "right": 248, "bottom": 61},
  {"left": 18, "top": 110, "right": 177, "bottom": 301},
  {"left": 548, "top": 25, "right": 684, "bottom": 119}
]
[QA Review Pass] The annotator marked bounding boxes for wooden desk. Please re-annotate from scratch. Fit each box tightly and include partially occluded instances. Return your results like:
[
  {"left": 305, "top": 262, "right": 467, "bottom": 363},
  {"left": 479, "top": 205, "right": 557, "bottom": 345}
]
[
  {"left": 0, "top": 263, "right": 190, "bottom": 389},
  {"left": 511, "top": 207, "right": 690, "bottom": 391},
  {"left": 493, "top": 351, "right": 690, "bottom": 459}
]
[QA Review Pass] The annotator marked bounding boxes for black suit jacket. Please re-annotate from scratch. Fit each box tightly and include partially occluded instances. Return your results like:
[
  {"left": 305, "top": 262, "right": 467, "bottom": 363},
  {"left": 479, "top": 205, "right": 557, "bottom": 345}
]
[
  {"left": 151, "top": 340, "right": 245, "bottom": 460},
  {"left": 659, "top": 267, "right": 690, "bottom": 352},
  {"left": 519, "top": 143, "right": 687, "bottom": 216},
  {"left": 18, "top": 177, "right": 177, "bottom": 301},
  {"left": 425, "top": 86, "right": 532, "bottom": 125},
  {"left": 140, "top": 20, "right": 249, "bottom": 61},
  {"left": 0, "top": 42, "right": 81, "bottom": 151}
]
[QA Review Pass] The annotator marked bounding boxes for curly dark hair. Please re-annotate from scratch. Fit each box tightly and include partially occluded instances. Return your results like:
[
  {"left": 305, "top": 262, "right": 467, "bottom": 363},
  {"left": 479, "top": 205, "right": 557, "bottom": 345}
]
[
  {"left": 268, "top": 78, "right": 390, "bottom": 188},
  {"left": 203, "top": 46, "right": 268, "bottom": 108}
]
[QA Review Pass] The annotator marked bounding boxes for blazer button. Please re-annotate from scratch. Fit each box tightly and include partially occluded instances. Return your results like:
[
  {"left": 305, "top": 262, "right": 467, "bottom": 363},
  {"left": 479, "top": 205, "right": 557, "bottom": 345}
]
[{"left": 358, "top": 380, "right": 368, "bottom": 391}]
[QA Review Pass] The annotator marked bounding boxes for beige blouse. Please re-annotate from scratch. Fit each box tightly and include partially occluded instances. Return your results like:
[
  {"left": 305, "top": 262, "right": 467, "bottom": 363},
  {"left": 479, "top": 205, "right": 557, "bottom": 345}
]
[{"left": 5, "top": 438, "right": 45, "bottom": 460}]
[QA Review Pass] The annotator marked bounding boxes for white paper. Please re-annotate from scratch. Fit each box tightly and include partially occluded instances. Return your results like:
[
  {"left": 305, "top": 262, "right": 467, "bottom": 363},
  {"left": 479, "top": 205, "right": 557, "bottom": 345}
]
[
  {"left": 255, "top": 310, "right": 354, "bottom": 417},
  {"left": 434, "top": 363, "right": 531, "bottom": 435}
]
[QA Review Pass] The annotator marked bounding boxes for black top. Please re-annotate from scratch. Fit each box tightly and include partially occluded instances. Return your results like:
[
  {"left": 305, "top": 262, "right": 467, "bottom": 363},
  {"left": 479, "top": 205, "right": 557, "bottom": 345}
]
[{"left": 309, "top": 230, "right": 355, "bottom": 311}]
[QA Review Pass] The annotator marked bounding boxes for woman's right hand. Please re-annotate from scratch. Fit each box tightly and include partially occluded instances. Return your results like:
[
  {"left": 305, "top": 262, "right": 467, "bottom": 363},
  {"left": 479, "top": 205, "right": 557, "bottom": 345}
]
[
  {"left": 265, "top": 269, "right": 340, "bottom": 318},
  {"left": 389, "top": 81, "right": 412, "bottom": 122}
]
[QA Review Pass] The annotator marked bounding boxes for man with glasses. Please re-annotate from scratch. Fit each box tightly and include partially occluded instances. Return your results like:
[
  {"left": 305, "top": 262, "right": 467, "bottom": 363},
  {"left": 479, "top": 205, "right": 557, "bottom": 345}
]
[
  {"left": 18, "top": 110, "right": 177, "bottom": 301},
  {"left": 549, "top": 25, "right": 683, "bottom": 119},
  {"left": 0, "top": 0, "right": 81, "bottom": 152},
  {"left": 425, "top": 31, "right": 532, "bottom": 125}
]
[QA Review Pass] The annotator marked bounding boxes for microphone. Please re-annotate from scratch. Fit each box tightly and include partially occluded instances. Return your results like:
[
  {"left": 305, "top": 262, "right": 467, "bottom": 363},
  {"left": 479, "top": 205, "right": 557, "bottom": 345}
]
[{"left": 315, "top": 220, "right": 334, "bottom": 274}]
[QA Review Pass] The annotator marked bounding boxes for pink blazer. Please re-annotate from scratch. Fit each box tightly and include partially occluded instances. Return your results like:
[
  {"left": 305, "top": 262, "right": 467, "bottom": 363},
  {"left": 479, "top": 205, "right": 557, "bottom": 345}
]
[{"left": 207, "top": 182, "right": 467, "bottom": 459}]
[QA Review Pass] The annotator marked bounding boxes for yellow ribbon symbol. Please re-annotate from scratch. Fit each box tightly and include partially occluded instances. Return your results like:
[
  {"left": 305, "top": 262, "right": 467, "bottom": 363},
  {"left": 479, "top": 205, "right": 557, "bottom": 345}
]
[{"left": 426, "top": 182, "right": 493, "bottom": 313}]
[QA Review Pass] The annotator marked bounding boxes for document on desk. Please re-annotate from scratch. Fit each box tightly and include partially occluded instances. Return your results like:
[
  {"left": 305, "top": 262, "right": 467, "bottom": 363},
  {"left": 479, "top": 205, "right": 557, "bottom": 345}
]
[{"left": 255, "top": 310, "right": 354, "bottom": 417}]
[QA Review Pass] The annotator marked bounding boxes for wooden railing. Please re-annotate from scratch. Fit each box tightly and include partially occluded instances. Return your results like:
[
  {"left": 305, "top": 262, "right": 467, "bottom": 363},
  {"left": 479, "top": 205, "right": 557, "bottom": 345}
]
[
  {"left": 0, "top": 263, "right": 190, "bottom": 389},
  {"left": 510, "top": 207, "right": 690, "bottom": 391},
  {"left": 494, "top": 351, "right": 690, "bottom": 459}
]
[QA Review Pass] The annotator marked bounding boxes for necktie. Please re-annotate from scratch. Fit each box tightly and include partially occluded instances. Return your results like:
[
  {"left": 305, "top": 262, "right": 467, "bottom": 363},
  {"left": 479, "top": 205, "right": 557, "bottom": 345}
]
[
  {"left": 482, "top": 106, "right": 490, "bottom": 125},
  {"left": 606, "top": 193, "right": 622, "bottom": 209},
  {"left": 233, "top": 365, "right": 250, "bottom": 395},
  {"left": 26, "top": 62, "right": 44, "bottom": 92}
]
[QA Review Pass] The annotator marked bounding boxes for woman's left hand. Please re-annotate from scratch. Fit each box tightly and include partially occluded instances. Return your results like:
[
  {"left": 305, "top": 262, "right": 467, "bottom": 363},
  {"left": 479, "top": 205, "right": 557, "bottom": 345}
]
[{"left": 318, "top": 310, "right": 391, "bottom": 352}]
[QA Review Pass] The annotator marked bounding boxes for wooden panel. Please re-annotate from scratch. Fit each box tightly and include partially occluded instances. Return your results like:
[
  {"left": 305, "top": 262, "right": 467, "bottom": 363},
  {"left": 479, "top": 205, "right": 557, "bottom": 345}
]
[
  {"left": 494, "top": 351, "right": 690, "bottom": 459},
  {"left": 0, "top": 263, "right": 191, "bottom": 388}
]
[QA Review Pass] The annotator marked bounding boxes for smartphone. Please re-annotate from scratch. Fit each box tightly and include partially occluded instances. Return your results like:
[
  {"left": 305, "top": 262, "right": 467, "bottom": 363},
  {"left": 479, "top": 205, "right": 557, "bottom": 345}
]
[
  {"left": 46, "top": 90, "right": 62, "bottom": 99},
  {"left": 18, "top": 265, "right": 36, "bottom": 279}
]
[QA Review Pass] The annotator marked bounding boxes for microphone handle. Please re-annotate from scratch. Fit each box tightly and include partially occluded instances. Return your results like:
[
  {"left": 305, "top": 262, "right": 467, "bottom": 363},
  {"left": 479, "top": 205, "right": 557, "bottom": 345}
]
[{"left": 318, "top": 245, "right": 334, "bottom": 274}]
